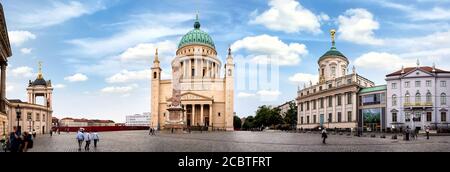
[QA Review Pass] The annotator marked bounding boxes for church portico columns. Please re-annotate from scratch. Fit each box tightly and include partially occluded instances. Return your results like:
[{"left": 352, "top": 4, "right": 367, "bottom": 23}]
[{"left": 200, "top": 104, "right": 204, "bottom": 126}]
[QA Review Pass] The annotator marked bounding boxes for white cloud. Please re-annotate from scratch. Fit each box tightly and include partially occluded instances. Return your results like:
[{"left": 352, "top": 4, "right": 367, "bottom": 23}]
[
  {"left": 257, "top": 90, "right": 281, "bottom": 97},
  {"left": 288, "top": 73, "right": 318, "bottom": 84},
  {"left": 12, "top": 1, "right": 105, "bottom": 28},
  {"left": 119, "top": 41, "right": 177, "bottom": 62},
  {"left": 53, "top": 84, "right": 66, "bottom": 89},
  {"left": 354, "top": 52, "right": 416, "bottom": 71},
  {"left": 101, "top": 84, "right": 138, "bottom": 94},
  {"left": 237, "top": 92, "right": 256, "bottom": 98},
  {"left": 20, "top": 48, "right": 32, "bottom": 54},
  {"left": 231, "top": 34, "right": 308, "bottom": 66},
  {"left": 8, "top": 31, "right": 36, "bottom": 46},
  {"left": 337, "top": 8, "right": 383, "bottom": 45},
  {"left": 6, "top": 85, "right": 14, "bottom": 92},
  {"left": 67, "top": 13, "right": 190, "bottom": 57},
  {"left": 250, "top": 0, "right": 323, "bottom": 34},
  {"left": 11, "top": 66, "right": 34, "bottom": 77},
  {"left": 64, "top": 73, "right": 88, "bottom": 82},
  {"left": 409, "top": 7, "right": 450, "bottom": 21},
  {"left": 106, "top": 69, "right": 151, "bottom": 83}
]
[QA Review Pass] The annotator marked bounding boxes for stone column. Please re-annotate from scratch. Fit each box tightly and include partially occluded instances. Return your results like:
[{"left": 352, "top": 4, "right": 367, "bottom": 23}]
[
  {"left": 183, "top": 105, "right": 187, "bottom": 123},
  {"left": 200, "top": 104, "right": 204, "bottom": 126},
  {"left": 209, "top": 104, "right": 213, "bottom": 127},
  {"left": 192, "top": 104, "right": 196, "bottom": 126},
  {"left": 0, "top": 63, "right": 5, "bottom": 113}
]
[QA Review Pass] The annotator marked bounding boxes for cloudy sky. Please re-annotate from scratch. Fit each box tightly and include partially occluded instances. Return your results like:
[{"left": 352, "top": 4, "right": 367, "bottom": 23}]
[{"left": 2, "top": 0, "right": 450, "bottom": 122}]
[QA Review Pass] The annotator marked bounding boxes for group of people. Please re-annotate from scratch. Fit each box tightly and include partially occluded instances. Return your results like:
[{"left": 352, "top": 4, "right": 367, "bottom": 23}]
[
  {"left": 3, "top": 126, "right": 34, "bottom": 152},
  {"left": 149, "top": 128, "right": 156, "bottom": 135},
  {"left": 76, "top": 128, "right": 100, "bottom": 151}
]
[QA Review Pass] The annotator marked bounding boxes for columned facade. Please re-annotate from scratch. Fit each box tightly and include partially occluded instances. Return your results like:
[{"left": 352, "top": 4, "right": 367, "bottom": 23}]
[
  {"left": 0, "top": 3, "right": 12, "bottom": 136},
  {"left": 151, "top": 15, "right": 234, "bottom": 131}
]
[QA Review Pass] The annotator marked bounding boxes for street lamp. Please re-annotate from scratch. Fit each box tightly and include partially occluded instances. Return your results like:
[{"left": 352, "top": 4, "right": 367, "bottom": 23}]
[{"left": 16, "top": 105, "right": 21, "bottom": 132}]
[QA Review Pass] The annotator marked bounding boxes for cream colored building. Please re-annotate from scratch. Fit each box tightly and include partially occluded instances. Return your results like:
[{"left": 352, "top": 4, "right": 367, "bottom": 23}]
[
  {"left": 0, "top": 3, "right": 11, "bottom": 136},
  {"left": 6, "top": 65, "right": 53, "bottom": 134},
  {"left": 296, "top": 30, "right": 374, "bottom": 130},
  {"left": 151, "top": 15, "right": 234, "bottom": 131}
]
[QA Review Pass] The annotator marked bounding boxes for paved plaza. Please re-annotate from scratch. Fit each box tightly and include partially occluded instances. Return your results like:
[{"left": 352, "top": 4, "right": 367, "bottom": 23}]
[{"left": 24, "top": 130, "right": 450, "bottom": 152}]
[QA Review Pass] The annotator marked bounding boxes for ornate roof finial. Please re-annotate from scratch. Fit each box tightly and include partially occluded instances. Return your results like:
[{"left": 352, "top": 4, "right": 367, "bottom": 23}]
[
  {"left": 194, "top": 12, "right": 201, "bottom": 29},
  {"left": 352, "top": 65, "right": 356, "bottom": 74},
  {"left": 401, "top": 65, "right": 405, "bottom": 74},
  {"left": 37, "top": 61, "right": 43, "bottom": 79},
  {"left": 154, "top": 48, "right": 159, "bottom": 63},
  {"left": 433, "top": 62, "right": 436, "bottom": 72},
  {"left": 330, "top": 29, "right": 336, "bottom": 47},
  {"left": 228, "top": 45, "right": 232, "bottom": 56},
  {"left": 416, "top": 58, "right": 420, "bottom": 68}
]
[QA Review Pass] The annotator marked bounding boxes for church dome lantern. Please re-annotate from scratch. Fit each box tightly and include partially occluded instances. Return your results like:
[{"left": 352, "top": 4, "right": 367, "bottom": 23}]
[{"left": 177, "top": 14, "right": 216, "bottom": 50}]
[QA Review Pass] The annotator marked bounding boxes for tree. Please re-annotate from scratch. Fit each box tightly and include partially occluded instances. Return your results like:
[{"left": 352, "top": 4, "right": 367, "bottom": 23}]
[
  {"left": 233, "top": 116, "right": 242, "bottom": 130},
  {"left": 254, "top": 105, "right": 283, "bottom": 129},
  {"left": 283, "top": 101, "right": 298, "bottom": 129},
  {"left": 242, "top": 116, "right": 254, "bottom": 130}
]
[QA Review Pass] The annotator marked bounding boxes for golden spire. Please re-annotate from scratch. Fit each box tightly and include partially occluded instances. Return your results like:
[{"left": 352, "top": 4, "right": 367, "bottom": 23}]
[
  {"left": 37, "top": 61, "right": 43, "bottom": 79},
  {"left": 330, "top": 29, "right": 336, "bottom": 47}
]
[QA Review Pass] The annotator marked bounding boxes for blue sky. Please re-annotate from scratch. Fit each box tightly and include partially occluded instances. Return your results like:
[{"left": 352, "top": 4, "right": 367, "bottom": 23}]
[{"left": 2, "top": 0, "right": 450, "bottom": 122}]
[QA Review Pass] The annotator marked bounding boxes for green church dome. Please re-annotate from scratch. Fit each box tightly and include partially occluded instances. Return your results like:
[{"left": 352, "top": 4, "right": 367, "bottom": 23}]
[
  {"left": 319, "top": 47, "right": 348, "bottom": 62},
  {"left": 178, "top": 15, "right": 215, "bottom": 49}
]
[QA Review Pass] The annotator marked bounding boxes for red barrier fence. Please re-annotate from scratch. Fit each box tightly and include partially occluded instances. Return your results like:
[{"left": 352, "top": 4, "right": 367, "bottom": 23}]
[{"left": 53, "top": 126, "right": 149, "bottom": 132}]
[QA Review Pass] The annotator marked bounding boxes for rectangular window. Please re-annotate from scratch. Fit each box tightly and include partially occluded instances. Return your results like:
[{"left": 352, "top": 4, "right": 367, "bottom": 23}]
[
  {"left": 27, "top": 113, "right": 32, "bottom": 120},
  {"left": 300, "top": 103, "right": 304, "bottom": 111},
  {"left": 392, "top": 83, "right": 397, "bottom": 89},
  {"left": 415, "top": 81, "right": 421, "bottom": 87},
  {"left": 337, "top": 95, "right": 342, "bottom": 106},
  {"left": 328, "top": 96, "right": 332, "bottom": 107},
  {"left": 347, "top": 93, "right": 352, "bottom": 104},
  {"left": 442, "top": 112, "right": 447, "bottom": 122},
  {"left": 337, "top": 112, "right": 342, "bottom": 122},
  {"left": 320, "top": 98, "right": 324, "bottom": 109},
  {"left": 347, "top": 79, "right": 352, "bottom": 84},
  {"left": 347, "top": 111, "right": 352, "bottom": 122},
  {"left": 405, "top": 81, "right": 410, "bottom": 88},
  {"left": 313, "top": 115, "right": 317, "bottom": 124},
  {"left": 313, "top": 100, "right": 316, "bottom": 110},
  {"left": 43, "top": 114, "right": 46, "bottom": 122},
  {"left": 36, "top": 113, "right": 40, "bottom": 121},
  {"left": 191, "top": 68, "right": 195, "bottom": 76},
  {"left": 307, "top": 116, "right": 310, "bottom": 124},
  {"left": 441, "top": 81, "right": 447, "bottom": 87},
  {"left": 426, "top": 80, "right": 431, "bottom": 87},
  {"left": 301, "top": 117, "right": 304, "bottom": 124},
  {"left": 392, "top": 113, "right": 397, "bottom": 122},
  {"left": 427, "top": 112, "right": 432, "bottom": 122},
  {"left": 307, "top": 101, "right": 310, "bottom": 110},
  {"left": 328, "top": 113, "right": 332, "bottom": 123}
]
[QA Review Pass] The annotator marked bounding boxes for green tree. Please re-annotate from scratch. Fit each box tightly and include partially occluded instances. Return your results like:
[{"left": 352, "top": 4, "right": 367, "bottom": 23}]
[
  {"left": 283, "top": 101, "right": 298, "bottom": 129},
  {"left": 254, "top": 105, "right": 283, "bottom": 129},
  {"left": 242, "top": 116, "right": 254, "bottom": 130},
  {"left": 233, "top": 116, "right": 242, "bottom": 130}
]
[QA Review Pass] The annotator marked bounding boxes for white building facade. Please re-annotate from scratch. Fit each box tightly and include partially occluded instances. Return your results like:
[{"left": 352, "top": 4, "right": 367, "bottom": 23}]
[
  {"left": 126, "top": 113, "right": 151, "bottom": 127},
  {"left": 386, "top": 65, "right": 450, "bottom": 131}
]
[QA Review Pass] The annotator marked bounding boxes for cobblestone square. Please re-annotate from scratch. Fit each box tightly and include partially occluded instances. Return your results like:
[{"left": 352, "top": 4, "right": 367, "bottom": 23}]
[{"left": 20, "top": 130, "right": 450, "bottom": 152}]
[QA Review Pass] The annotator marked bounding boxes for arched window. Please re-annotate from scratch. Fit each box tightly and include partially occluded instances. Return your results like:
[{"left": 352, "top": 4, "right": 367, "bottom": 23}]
[
  {"left": 426, "top": 91, "right": 432, "bottom": 104},
  {"left": 415, "top": 92, "right": 421, "bottom": 104},
  {"left": 405, "top": 92, "right": 410, "bottom": 104},
  {"left": 441, "top": 93, "right": 447, "bottom": 105},
  {"left": 392, "top": 94, "right": 397, "bottom": 106},
  {"left": 153, "top": 72, "right": 157, "bottom": 79}
]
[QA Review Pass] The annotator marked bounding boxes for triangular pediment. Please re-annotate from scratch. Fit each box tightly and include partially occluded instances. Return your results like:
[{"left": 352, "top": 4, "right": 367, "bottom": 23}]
[
  {"left": 180, "top": 92, "right": 213, "bottom": 101},
  {"left": 403, "top": 68, "right": 434, "bottom": 78},
  {"left": 167, "top": 92, "right": 213, "bottom": 102}
]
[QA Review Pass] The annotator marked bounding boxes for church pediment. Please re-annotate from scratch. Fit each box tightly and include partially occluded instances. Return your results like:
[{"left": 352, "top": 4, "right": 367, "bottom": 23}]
[
  {"left": 167, "top": 92, "right": 213, "bottom": 102},
  {"left": 180, "top": 92, "right": 213, "bottom": 101}
]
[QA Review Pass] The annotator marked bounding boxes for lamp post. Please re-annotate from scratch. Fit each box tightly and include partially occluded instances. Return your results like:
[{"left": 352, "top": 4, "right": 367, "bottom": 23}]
[{"left": 16, "top": 105, "right": 21, "bottom": 132}]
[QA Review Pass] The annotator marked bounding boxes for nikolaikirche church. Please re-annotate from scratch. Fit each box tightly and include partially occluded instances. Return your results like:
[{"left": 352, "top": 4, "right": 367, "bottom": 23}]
[{"left": 151, "top": 14, "right": 235, "bottom": 131}]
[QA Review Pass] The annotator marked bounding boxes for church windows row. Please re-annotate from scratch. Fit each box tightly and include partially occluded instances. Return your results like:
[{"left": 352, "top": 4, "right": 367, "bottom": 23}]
[
  {"left": 299, "top": 93, "right": 355, "bottom": 112},
  {"left": 392, "top": 92, "right": 447, "bottom": 106}
]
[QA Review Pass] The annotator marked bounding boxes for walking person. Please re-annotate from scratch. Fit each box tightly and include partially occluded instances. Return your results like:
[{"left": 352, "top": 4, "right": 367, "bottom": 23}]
[
  {"left": 84, "top": 131, "right": 91, "bottom": 151},
  {"left": 32, "top": 129, "right": 36, "bottom": 138},
  {"left": 426, "top": 126, "right": 430, "bottom": 140},
  {"left": 76, "top": 129, "right": 84, "bottom": 151},
  {"left": 9, "top": 126, "right": 22, "bottom": 152},
  {"left": 405, "top": 126, "right": 410, "bottom": 141},
  {"left": 50, "top": 129, "right": 53, "bottom": 137},
  {"left": 21, "top": 132, "right": 33, "bottom": 152},
  {"left": 92, "top": 131, "right": 99, "bottom": 148},
  {"left": 321, "top": 128, "right": 328, "bottom": 144}
]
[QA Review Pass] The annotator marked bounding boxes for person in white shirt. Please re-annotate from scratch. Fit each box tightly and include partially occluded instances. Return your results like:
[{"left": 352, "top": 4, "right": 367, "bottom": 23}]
[
  {"left": 92, "top": 132, "right": 99, "bottom": 148},
  {"left": 76, "top": 130, "right": 84, "bottom": 151},
  {"left": 84, "top": 131, "right": 91, "bottom": 151}
]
